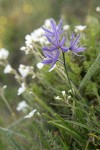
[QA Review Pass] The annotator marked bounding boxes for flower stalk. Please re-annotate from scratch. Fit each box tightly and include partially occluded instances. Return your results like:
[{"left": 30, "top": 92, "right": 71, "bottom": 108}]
[{"left": 62, "top": 52, "right": 75, "bottom": 97}]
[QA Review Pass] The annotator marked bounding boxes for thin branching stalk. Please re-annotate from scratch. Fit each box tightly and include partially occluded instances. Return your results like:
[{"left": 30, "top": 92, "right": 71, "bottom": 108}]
[{"left": 0, "top": 91, "right": 15, "bottom": 118}]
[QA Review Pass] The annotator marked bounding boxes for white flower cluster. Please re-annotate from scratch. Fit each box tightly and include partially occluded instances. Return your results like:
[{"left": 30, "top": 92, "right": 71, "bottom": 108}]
[
  {"left": 63, "top": 25, "right": 70, "bottom": 30},
  {"left": 44, "top": 19, "right": 51, "bottom": 28},
  {"left": 55, "top": 90, "right": 72, "bottom": 101},
  {"left": 36, "top": 62, "right": 44, "bottom": 70},
  {"left": 0, "top": 48, "right": 9, "bottom": 60},
  {"left": 4, "top": 64, "right": 34, "bottom": 95},
  {"left": 17, "top": 83, "right": 26, "bottom": 95},
  {"left": 96, "top": 6, "right": 100, "bottom": 12},
  {"left": 18, "top": 64, "right": 33, "bottom": 78},
  {"left": 16, "top": 100, "right": 29, "bottom": 111},
  {"left": 20, "top": 19, "right": 51, "bottom": 55},
  {"left": 3, "top": 85, "right": 7, "bottom": 89},
  {"left": 4, "top": 64, "right": 13, "bottom": 74},
  {"left": 62, "top": 91, "right": 66, "bottom": 96},
  {"left": 24, "top": 109, "right": 37, "bottom": 118},
  {"left": 75, "top": 25, "right": 86, "bottom": 32}
]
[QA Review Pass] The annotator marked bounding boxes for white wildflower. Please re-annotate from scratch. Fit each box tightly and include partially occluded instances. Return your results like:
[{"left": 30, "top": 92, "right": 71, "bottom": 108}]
[
  {"left": 68, "top": 89, "right": 72, "bottom": 93},
  {"left": 62, "top": 91, "right": 66, "bottom": 96},
  {"left": 25, "top": 27, "right": 48, "bottom": 47},
  {"left": 39, "top": 36, "right": 49, "bottom": 45},
  {"left": 32, "top": 28, "right": 44, "bottom": 38},
  {"left": 16, "top": 100, "right": 29, "bottom": 111},
  {"left": 24, "top": 109, "right": 37, "bottom": 118},
  {"left": 20, "top": 46, "right": 26, "bottom": 51},
  {"left": 63, "top": 25, "right": 70, "bottom": 30},
  {"left": 37, "top": 112, "right": 40, "bottom": 116},
  {"left": 32, "top": 74, "right": 36, "bottom": 79},
  {"left": 0, "top": 48, "right": 9, "bottom": 60},
  {"left": 17, "top": 83, "right": 26, "bottom": 95},
  {"left": 3, "top": 85, "right": 7, "bottom": 89},
  {"left": 67, "top": 95, "right": 71, "bottom": 99},
  {"left": 68, "top": 88, "right": 74, "bottom": 93},
  {"left": 25, "top": 34, "right": 33, "bottom": 47},
  {"left": 4, "top": 64, "right": 13, "bottom": 74},
  {"left": 21, "top": 22, "right": 50, "bottom": 52},
  {"left": 29, "top": 91, "right": 33, "bottom": 94},
  {"left": 25, "top": 49, "right": 31, "bottom": 55},
  {"left": 55, "top": 96, "right": 62, "bottom": 100},
  {"left": 18, "top": 64, "right": 32, "bottom": 78},
  {"left": 36, "top": 62, "right": 44, "bottom": 69},
  {"left": 44, "top": 19, "right": 51, "bottom": 28},
  {"left": 96, "top": 6, "right": 100, "bottom": 12},
  {"left": 75, "top": 25, "right": 86, "bottom": 32},
  {"left": 31, "top": 28, "right": 49, "bottom": 45}
]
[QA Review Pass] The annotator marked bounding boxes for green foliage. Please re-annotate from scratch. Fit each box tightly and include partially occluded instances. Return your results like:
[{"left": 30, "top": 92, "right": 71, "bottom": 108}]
[{"left": 79, "top": 53, "right": 100, "bottom": 91}]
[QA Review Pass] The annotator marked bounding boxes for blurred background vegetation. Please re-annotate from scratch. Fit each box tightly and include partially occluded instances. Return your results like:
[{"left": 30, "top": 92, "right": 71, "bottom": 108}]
[{"left": 0, "top": 0, "right": 100, "bottom": 149}]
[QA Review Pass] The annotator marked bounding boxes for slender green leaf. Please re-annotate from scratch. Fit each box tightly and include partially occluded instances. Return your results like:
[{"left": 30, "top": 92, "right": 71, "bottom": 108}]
[
  {"left": 79, "top": 53, "right": 100, "bottom": 90},
  {"left": 65, "top": 120, "right": 100, "bottom": 134},
  {"left": 49, "top": 120, "right": 84, "bottom": 144}
]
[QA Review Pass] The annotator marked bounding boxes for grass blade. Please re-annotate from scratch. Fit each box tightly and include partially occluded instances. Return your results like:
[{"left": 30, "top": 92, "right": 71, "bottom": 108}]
[{"left": 79, "top": 53, "right": 100, "bottom": 90}]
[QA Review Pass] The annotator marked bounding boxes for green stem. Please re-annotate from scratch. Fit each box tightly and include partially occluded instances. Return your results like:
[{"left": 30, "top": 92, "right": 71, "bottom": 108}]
[
  {"left": 0, "top": 93, "right": 15, "bottom": 118},
  {"left": 84, "top": 138, "right": 90, "bottom": 150},
  {"left": 62, "top": 52, "right": 74, "bottom": 97}
]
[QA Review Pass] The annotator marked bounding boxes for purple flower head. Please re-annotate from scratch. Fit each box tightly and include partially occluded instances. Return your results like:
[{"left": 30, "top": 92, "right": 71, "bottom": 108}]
[
  {"left": 42, "top": 19, "right": 68, "bottom": 70},
  {"left": 42, "top": 19, "right": 68, "bottom": 53},
  {"left": 42, "top": 48, "right": 60, "bottom": 71},
  {"left": 41, "top": 19, "right": 86, "bottom": 71},
  {"left": 69, "top": 33, "right": 86, "bottom": 55}
]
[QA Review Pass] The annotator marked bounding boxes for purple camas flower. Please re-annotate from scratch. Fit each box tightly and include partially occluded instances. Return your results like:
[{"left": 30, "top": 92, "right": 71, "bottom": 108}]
[
  {"left": 42, "top": 49, "right": 60, "bottom": 70},
  {"left": 42, "top": 19, "right": 68, "bottom": 52},
  {"left": 69, "top": 33, "right": 86, "bottom": 55},
  {"left": 41, "top": 19, "right": 86, "bottom": 70},
  {"left": 42, "top": 19, "right": 68, "bottom": 70}
]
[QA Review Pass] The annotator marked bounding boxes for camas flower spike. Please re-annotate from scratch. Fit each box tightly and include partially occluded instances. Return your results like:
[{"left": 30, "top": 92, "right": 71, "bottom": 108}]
[
  {"left": 42, "top": 18, "right": 68, "bottom": 71},
  {"left": 42, "top": 19, "right": 68, "bottom": 52},
  {"left": 41, "top": 19, "right": 86, "bottom": 71},
  {"left": 42, "top": 49, "right": 60, "bottom": 71}
]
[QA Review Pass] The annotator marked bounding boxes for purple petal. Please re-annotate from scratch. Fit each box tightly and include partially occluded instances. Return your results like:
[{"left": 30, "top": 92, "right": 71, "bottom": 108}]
[
  {"left": 73, "top": 52, "right": 83, "bottom": 56},
  {"left": 42, "top": 47, "right": 50, "bottom": 51},
  {"left": 57, "top": 19, "right": 62, "bottom": 31},
  {"left": 43, "top": 51, "right": 52, "bottom": 58},
  {"left": 59, "top": 30, "right": 64, "bottom": 35},
  {"left": 53, "top": 50, "right": 60, "bottom": 62},
  {"left": 50, "top": 19, "right": 56, "bottom": 32},
  {"left": 55, "top": 32, "right": 59, "bottom": 45},
  {"left": 61, "top": 46, "right": 69, "bottom": 52},
  {"left": 71, "top": 35, "right": 80, "bottom": 47},
  {"left": 49, "top": 51, "right": 60, "bottom": 70},
  {"left": 71, "top": 32, "right": 75, "bottom": 39},
  {"left": 49, "top": 63, "right": 56, "bottom": 71},
  {"left": 50, "top": 47, "right": 57, "bottom": 51},
  {"left": 44, "top": 33, "right": 54, "bottom": 37},
  {"left": 42, "top": 27, "right": 53, "bottom": 36},
  {"left": 45, "top": 36, "right": 56, "bottom": 46},
  {"left": 43, "top": 46, "right": 57, "bottom": 52},
  {"left": 42, "top": 58, "right": 52, "bottom": 64},
  {"left": 70, "top": 33, "right": 75, "bottom": 45},
  {"left": 73, "top": 47, "right": 86, "bottom": 52},
  {"left": 60, "top": 36, "right": 66, "bottom": 47}
]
